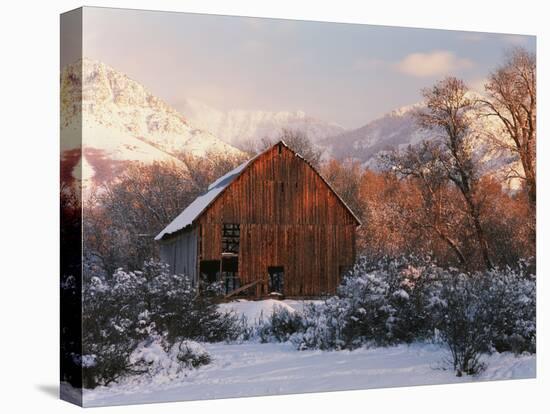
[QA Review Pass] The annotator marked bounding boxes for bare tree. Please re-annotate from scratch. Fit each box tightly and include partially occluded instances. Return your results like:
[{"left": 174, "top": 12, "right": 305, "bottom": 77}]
[
  {"left": 85, "top": 154, "right": 246, "bottom": 273},
  {"left": 258, "top": 129, "right": 324, "bottom": 169},
  {"left": 85, "top": 161, "right": 197, "bottom": 272},
  {"left": 479, "top": 47, "right": 536, "bottom": 209},
  {"left": 382, "top": 141, "right": 467, "bottom": 266},
  {"left": 178, "top": 150, "right": 248, "bottom": 193},
  {"left": 414, "top": 77, "right": 493, "bottom": 270},
  {"left": 321, "top": 158, "right": 363, "bottom": 220}
]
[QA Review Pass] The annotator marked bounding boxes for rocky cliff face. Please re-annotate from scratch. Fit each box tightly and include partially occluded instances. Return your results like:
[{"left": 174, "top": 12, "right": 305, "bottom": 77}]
[{"left": 60, "top": 59, "right": 243, "bottom": 187}]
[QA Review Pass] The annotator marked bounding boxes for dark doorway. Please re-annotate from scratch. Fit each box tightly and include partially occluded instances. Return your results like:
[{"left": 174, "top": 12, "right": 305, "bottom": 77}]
[
  {"left": 268, "top": 266, "right": 284, "bottom": 294},
  {"left": 221, "top": 256, "right": 240, "bottom": 294},
  {"left": 199, "top": 260, "right": 220, "bottom": 284}
]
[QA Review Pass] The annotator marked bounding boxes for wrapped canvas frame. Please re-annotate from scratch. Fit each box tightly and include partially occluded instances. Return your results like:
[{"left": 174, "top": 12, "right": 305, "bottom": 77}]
[{"left": 60, "top": 7, "right": 536, "bottom": 407}]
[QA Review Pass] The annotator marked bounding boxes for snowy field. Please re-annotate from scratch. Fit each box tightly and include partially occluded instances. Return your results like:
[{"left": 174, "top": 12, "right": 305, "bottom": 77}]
[
  {"left": 82, "top": 300, "right": 535, "bottom": 407},
  {"left": 83, "top": 341, "right": 535, "bottom": 407}
]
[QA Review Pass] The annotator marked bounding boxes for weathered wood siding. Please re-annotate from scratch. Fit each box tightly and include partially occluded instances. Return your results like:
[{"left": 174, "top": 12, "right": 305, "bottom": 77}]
[
  {"left": 159, "top": 227, "right": 198, "bottom": 282},
  {"left": 197, "top": 144, "right": 358, "bottom": 296}
]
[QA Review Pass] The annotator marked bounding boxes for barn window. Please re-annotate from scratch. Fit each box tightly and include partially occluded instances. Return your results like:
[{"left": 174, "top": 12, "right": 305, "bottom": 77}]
[
  {"left": 278, "top": 143, "right": 282, "bottom": 154},
  {"left": 222, "top": 223, "right": 240, "bottom": 254}
]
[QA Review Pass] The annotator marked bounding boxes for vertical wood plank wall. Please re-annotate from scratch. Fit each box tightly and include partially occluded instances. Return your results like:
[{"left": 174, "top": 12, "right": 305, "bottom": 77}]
[
  {"left": 197, "top": 144, "right": 358, "bottom": 296},
  {"left": 159, "top": 228, "right": 197, "bottom": 282}
]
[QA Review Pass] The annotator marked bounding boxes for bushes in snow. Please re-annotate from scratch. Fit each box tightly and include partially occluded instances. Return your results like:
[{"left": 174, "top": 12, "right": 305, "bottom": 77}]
[
  {"left": 281, "top": 256, "right": 437, "bottom": 350},
  {"left": 256, "top": 256, "right": 535, "bottom": 376},
  {"left": 81, "top": 266, "right": 148, "bottom": 388},
  {"left": 78, "top": 255, "right": 535, "bottom": 385},
  {"left": 481, "top": 262, "right": 536, "bottom": 354},
  {"left": 256, "top": 305, "right": 303, "bottom": 343},
  {"left": 175, "top": 340, "right": 212, "bottom": 368},
  {"left": 130, "top": 339, "right": 211, "bottom": 383},
  {"left": 81, "top": 259, "right": 237, "bottom": 388},
  {"left": 332, "top": 256, "right": 437, "bottom": 346},
  {"left": 131, "top": 260, "right": 240, "bottom": 344},
  {"left": 255, "top": 256, "right": 437, "bottom": 350},
  {"left": 288, "top": 300, "right": 345, "bottom": 350},
  {"left": 427, "top": 261, "right": 536, "bottom": 375},
  {"left": 428, "top": 271, "right": 491, "bottom": 376}
]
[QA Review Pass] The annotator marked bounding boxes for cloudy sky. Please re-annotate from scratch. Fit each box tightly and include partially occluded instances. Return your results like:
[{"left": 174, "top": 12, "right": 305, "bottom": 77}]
[{"left": 83, "top": 7, "right": 536, "bottom": 129}]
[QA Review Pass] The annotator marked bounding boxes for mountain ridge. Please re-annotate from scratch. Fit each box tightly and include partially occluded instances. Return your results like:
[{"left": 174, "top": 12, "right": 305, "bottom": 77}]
[
  {"left": 176, "top": 98, "right": 346, "bottom": 150},
  {"left": 60, "top": 58, "right": 522, "bottom": 191},
  {"left": 319, "top": 101, "right": 522, "bottom": 189},
  {"left": 60, "top": 58, "right": 243, "bottom": 187}
]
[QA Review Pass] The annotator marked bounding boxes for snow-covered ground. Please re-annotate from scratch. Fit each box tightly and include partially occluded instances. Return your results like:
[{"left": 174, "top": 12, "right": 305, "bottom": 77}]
[
  {"left": 83, "top": 341, "right": 535, "bottom": 407},
  {"left": 218, "top": 299, "right": 318, "bottom": 324},
  {"left": 82, "top": 300, "right": 535, "bottom": 407}
]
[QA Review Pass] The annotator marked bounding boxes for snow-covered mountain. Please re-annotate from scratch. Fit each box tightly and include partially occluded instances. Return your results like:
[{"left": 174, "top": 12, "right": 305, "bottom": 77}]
[
  {"left": 60, "top": 59, "right": 242, "bottom": 186},
  {"left": 176, "top": 98, "right": 345, "bottom": 150},
  {"left": 320, "top": 104, "right": 427, "bottom": 168},
  {"left": 60, "top": 58, "right": 521, "bottom": 191},
  {"left": 320, "top": 102, "right": 521, "bottom": 188}
]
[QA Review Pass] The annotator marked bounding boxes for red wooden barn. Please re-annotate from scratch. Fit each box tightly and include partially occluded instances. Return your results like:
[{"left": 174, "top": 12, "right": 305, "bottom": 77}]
[{"left": 155, "top": 141, "right": 361, "bottom": 298}]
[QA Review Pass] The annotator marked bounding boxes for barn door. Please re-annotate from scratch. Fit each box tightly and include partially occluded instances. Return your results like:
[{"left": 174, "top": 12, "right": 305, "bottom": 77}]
[
  {"left": 267, "top": 266, "right": 284, "bottom": 294},
  {"left": 221, "top": 256, "right": 240, "bottom": 295}
]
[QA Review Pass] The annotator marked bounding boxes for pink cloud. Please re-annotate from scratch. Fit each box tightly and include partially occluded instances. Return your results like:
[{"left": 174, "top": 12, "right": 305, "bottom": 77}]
[{"left": 395, "top": 50, "right": 474, "bottom": 77}]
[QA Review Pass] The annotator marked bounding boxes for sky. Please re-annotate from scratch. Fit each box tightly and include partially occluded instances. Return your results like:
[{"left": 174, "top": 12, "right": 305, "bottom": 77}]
[{"left": 82, "top": 7, "right": 536, "bottom": 129}]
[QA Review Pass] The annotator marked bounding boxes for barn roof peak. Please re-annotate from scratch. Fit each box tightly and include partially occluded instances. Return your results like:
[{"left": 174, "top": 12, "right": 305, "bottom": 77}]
[{"left": 155, "top": 141, "right": 360, "bottom": 241}]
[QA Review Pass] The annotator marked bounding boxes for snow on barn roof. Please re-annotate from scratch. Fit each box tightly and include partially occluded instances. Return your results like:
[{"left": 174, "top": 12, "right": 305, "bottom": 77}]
[
  {"left": 155, "top": 141, "right": 361, "bottom": 241},
  {"left": 154, "top": 157, "right": 254, "bottom": 240}
]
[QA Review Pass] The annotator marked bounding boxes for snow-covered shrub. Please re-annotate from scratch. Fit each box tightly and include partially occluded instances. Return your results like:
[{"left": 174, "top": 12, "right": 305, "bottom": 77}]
[
  {"left": 476, "top": 261, "right": 536, "bottom": 354},
  {"left": 426, "top": 261, "right": 536, "bottom": 376},
  {"left": 81, "top": 259, "right": 239, "bottom": 388},
  {"left": 130, "top": 338, "right": 210, "bottom": 383},
  {"left": 290, "top": 299, "right": 349, "bottom": 350},
  {"left": 284, "top": 255, "right": 536, "bottom": 372},
  {"left": 135, "top": 260, "right": 241, "bottom": 343},
  {"left": 130, "top": 338, "right": 179, "bottom": 379},
  {"left": 338, "top": 258, "right": 402, "bottom": 345},
  {"left": 427, "top": 270, "right": 491, "bottom": 376},
  {"left": 175, "top": 340, "right": 212, "bottom": 368},
  {"left": 290, "top": 256, "right": 438, "bottom": 350},
  {"left": 82, "top": 266, "right": 153, "bottom": 388},
  {"left": 342, "top": 256, "right": 443, "bottom": 345},
  {"left": 256, "top": 305, "right": 303, "bottom": 343},
  {"left": 235, "top": 314, "right": 255, "bottom": 342}
]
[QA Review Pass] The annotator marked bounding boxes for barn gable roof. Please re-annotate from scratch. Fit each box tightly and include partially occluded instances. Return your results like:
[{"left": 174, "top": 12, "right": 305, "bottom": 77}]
[{"left": 155, "top": 141, "right": 361, "bottom": 241}]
